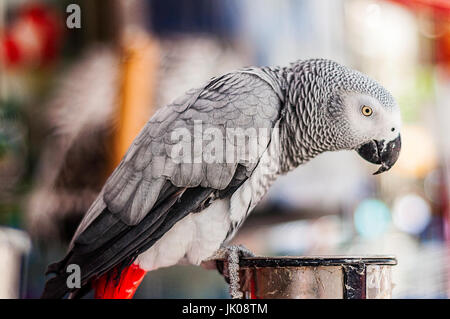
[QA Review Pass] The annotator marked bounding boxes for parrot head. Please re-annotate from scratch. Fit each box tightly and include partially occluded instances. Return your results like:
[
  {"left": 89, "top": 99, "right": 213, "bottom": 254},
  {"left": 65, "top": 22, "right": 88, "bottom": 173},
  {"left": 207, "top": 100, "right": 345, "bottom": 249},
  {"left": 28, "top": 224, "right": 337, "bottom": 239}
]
[
  {"left": 323, "top": 64, "right": 402, "bottom": 175},
  {"left": 342, "top": 91, "right": 401, "bottom": 175}
]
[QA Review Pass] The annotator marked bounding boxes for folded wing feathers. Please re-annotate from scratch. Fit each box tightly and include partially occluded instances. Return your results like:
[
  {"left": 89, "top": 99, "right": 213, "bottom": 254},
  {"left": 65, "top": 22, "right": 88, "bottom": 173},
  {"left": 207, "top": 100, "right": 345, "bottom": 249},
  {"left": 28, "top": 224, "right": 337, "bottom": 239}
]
[{"left": 43, "top": 69, "right": 285, "bottom": 298}]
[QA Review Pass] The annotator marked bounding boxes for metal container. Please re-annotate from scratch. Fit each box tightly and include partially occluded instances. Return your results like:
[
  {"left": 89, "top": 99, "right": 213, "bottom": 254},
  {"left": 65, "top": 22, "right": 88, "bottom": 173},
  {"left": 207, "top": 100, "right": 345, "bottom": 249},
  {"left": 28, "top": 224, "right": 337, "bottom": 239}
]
[
  {"left": 0, "top": 227, "right": 31, "bottom": 298},
  {"left": 220, "top": 256, "right": 397, "bottom": 299}
]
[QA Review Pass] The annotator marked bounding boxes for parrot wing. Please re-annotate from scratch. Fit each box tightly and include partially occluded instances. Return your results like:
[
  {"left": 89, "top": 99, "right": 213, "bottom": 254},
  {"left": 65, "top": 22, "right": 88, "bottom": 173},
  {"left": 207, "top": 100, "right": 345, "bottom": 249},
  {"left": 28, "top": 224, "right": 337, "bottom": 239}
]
[{"left": 42, "top": 70, "right": 283, "bottom": 298}]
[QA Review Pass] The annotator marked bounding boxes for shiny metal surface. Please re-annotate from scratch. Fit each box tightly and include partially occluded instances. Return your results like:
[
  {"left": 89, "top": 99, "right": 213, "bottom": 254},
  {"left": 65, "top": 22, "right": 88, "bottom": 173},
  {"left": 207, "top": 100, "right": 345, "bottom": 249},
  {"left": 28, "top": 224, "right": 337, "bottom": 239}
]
[
  {"left": 240, "top": 266, "right": 343, "bottom": 299},
  {"left": 218, "top": 255, "right": 397, "bottom": 299}
]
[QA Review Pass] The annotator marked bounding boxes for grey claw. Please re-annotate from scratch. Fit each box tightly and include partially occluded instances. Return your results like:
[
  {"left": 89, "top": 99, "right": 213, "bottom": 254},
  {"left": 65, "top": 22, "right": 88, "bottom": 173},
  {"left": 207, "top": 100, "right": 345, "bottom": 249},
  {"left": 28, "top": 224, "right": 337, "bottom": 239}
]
[{"left": 211, "top": 245, "right": 254, "bottom": 299}]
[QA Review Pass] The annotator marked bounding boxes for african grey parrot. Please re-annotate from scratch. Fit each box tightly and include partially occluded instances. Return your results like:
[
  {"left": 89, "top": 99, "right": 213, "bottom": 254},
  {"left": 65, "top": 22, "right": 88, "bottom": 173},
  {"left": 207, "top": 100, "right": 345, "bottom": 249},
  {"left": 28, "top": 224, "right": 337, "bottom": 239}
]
[{"left": 41, "top": 59, "right": 401, "bottom": 298}]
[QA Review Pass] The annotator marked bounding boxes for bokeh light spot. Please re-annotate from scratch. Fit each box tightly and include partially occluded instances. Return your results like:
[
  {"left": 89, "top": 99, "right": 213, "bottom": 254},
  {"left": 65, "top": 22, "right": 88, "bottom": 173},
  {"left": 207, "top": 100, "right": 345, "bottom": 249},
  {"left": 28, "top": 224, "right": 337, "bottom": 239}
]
[
  {"left": 393, "top": 194, "right": 431, "bottom": 235},
  {"left": 354, "top": 199, "right": 391, "bottom": 238}
]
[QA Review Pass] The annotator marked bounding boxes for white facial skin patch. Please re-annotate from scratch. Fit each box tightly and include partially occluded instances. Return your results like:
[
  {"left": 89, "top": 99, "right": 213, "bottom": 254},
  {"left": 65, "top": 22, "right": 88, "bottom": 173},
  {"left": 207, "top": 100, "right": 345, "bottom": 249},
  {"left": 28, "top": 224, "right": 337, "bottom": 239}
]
[{"left": 343, "top": 92, "right": 401, "bottom": 148}]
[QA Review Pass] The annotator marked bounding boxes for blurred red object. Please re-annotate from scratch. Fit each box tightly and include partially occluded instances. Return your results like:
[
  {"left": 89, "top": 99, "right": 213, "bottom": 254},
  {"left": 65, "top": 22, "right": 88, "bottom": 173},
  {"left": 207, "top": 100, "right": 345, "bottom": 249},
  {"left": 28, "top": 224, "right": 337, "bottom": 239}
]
[
  {"left": 389, "top": 0, "right": 450, "bottom": 17},
  {"left": 435, "top": 19, "right": 450, "bottom": 73},
  {"left": 2, "top": 33, "right": 22, "bottom": 66},
  {"left": 387, "top": 0, "right": 450, "bottom": 75},
  {"left": 1, "top": 3, "right": 62, "bottom": 68}
]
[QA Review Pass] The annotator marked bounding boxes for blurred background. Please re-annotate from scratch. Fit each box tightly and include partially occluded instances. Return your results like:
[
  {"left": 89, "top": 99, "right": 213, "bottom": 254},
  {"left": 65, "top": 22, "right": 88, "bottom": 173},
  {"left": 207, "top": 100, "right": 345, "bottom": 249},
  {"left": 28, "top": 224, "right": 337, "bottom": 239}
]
[{"left": 0, "top": 0, "right": 449, "bottom": 299}]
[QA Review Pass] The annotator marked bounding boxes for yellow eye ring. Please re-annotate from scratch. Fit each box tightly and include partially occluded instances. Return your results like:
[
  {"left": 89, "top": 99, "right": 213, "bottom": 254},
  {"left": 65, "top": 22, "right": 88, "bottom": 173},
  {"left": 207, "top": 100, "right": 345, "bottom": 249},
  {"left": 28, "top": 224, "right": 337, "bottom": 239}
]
[{"left": 361, "top": 105, "right": 373, "bottom": 116}]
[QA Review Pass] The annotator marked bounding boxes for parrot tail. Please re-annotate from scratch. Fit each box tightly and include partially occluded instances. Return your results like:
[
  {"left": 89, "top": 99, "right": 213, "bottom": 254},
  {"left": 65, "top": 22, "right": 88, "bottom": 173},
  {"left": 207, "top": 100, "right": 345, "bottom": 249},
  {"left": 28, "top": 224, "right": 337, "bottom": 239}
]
[{"left": 93, "top": 263, "right": 147, "bottom": 299}]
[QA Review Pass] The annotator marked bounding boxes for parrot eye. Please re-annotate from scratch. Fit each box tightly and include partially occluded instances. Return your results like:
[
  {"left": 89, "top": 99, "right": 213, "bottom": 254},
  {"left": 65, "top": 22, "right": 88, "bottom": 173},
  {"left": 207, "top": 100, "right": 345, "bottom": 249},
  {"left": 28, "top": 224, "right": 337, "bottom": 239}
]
[{"left": 361, "top": 105, "right": 373, "bottom": 117}]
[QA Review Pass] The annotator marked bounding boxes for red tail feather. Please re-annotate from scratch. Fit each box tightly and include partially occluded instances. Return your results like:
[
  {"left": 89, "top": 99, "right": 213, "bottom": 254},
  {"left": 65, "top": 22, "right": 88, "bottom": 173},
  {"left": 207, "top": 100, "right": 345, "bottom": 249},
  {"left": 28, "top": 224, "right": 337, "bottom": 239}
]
[{"left": 93, "top": 264, "right": 147, "bottom": 299}]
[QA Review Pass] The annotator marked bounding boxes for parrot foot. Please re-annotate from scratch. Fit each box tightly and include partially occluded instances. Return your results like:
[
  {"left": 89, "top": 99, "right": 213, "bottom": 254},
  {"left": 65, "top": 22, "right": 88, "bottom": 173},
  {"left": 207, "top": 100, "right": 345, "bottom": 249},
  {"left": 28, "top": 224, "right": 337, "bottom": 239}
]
[{"left": 207, "top": 245, "right": 254, "bottom": 299}]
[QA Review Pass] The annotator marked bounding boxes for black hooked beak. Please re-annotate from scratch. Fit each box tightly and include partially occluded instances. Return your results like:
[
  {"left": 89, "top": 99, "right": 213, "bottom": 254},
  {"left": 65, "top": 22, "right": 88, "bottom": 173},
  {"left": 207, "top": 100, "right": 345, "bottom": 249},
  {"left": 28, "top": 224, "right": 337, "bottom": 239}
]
[{"left": 356, "top": 135, "right": 401, "bottom": 175}]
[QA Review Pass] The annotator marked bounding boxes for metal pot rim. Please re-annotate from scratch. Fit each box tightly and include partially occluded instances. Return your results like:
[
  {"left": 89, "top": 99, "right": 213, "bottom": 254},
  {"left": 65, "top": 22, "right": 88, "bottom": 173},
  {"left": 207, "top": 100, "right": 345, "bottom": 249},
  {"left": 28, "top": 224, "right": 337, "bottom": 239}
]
[{"left": 217, "top": 255, "right": 397, "bottom": 267}]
